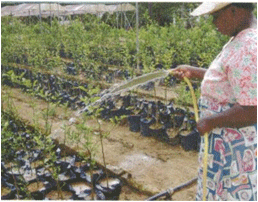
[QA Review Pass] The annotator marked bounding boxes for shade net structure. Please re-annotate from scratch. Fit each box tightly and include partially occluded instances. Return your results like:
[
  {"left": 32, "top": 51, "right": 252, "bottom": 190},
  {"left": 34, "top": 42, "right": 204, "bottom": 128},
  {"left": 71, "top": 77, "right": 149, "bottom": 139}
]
[
  {"left": 1, "top": 3, "right": 66, "bottom": 17},
  {"left": 1, "top": 3, "right": 135, "bottom": 18}
]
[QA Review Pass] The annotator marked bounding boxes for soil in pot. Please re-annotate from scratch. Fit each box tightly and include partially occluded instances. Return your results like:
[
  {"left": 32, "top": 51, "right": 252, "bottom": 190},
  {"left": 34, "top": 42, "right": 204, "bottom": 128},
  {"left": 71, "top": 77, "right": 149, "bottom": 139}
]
[
  {"left": 1, "top": 187, "right": 16, "bottom": 200},
  {"left": 45, "top": 190, "right": 74, "bottom": 200},
  {"left": 27, "top": 181, "right": 45, "bottom": 193},
  {"left": 1, "top": 187, "right": 12, "bottom": 197}
]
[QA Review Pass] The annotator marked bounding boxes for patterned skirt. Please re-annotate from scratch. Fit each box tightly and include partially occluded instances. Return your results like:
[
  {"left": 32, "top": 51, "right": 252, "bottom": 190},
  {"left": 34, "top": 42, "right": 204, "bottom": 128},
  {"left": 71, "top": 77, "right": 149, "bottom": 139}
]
[{"left": 196, "top": 98, "right": 257, "bottom": 201}]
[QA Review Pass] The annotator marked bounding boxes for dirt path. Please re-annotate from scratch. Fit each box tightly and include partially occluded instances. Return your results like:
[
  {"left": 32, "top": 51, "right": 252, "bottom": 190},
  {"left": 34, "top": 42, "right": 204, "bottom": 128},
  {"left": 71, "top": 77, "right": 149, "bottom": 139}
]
[{"left": 2, "top": 86, "right": 199, "bottom": 201}]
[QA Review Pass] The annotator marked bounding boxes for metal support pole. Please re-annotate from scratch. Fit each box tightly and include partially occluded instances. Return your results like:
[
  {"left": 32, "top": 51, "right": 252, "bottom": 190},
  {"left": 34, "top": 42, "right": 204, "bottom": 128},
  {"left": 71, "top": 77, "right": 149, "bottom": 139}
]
[
  {"left": 136, "top": 2, "right": 139, "bottom": 71},
  {"left": 39, "top": 3, "right": 42, "bottom": 33}
]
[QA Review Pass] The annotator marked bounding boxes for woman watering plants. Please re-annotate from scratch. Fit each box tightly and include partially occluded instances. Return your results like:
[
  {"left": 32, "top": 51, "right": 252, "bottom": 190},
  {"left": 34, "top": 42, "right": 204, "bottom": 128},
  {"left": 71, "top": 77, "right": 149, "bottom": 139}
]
[{"left": 172, "top": 2, "right": 257, "bottom": 201}]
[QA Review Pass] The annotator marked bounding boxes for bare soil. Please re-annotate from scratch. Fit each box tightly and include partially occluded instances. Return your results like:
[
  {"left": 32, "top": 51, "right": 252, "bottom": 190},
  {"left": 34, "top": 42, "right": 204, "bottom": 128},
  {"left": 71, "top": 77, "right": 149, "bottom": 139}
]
[{"left": 2, "top": 86, "right": 199, "bottom": 201}]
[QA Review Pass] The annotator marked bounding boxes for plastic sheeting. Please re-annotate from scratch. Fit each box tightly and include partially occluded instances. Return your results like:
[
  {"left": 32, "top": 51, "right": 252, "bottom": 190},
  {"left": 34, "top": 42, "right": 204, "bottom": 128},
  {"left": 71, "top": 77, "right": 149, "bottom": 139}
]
[
  {"left": 1, "top": 3, "right": 136, "bottom": 17},
  {"left": 1, "top": 3, "right": 65, "bottom": 17}
]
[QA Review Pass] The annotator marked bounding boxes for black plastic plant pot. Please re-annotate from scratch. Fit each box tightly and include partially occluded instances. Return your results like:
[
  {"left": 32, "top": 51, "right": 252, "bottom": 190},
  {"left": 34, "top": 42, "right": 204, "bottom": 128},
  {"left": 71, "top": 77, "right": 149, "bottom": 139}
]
[
  {"left": 122, "top": 95, "right": 131, "bottom": 108},
  {"left": 110, "top": 107, "right": 131, "bottom": 120},
  {"left": 75, "top": 189, "right": 106, "bottom": 200},
  {"left": 81, "top": 166, "right": 104, "bottom": 185},
  {"left": 166, "top": 103, "right": 175, "bottom": 114},
  {"left": 1, "top": 189, "right": 16, "bottom": 200},
  {"left": 58, "top": 169, "right": 77, "bottom": 183},
  {"left": 55, "top": 160, "right": 72, "bottom": 173},
  {"left": 149, "top": 126, "right": 169, "bottom": 141},
  {"left": 1, "top": 183, "right": 16, "bottom": 200},
  {"left": 30, "top": 181, "right": 52, "bottom": 200},
  {"left": 100, "top": 108, "right": 111, "bottom": 120},
  {"left": 157, "top": 101, "right": 165, "bottom": 111},
  {"left": 128, "top": 115, "right": 141, "bottom": 132},
  {"left": 95, "top": 177, "right": 122, "bottom": 200},
  {"left": 142, "top": 101, "right": 149, "bottom": 112},
  {"left": 69, "top": 180, "right": 92, "bottom": 196},
  {"left": 79, "top": 163, "right": 90, "bottom": 180},
  {"left": 140, "top": 117, "right": 156, "bottom": 137},
  {"left": 159, "top": 112, "right": 173, "bottom": 128},
  {"left": 180, "top": 129, "right": 200, "bottom": 151},
  {"left": 43, "top": 183, "right": 74, "bottom": 200},
  {"left": 187, "top": 119, "right": 196, "bottom": 131},
  {"left": 149, "top": 101, "right": 156, "bottom": 116},
  {"left": 174, "top": 115, "right": 185, "bottom": 128}
]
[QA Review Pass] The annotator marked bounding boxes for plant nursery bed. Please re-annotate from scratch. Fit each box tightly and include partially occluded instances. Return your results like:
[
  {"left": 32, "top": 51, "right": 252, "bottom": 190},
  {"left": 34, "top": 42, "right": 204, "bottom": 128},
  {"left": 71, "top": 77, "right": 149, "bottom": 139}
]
[{"left": 2, "top": 85, "right": 199, "bottom": 201}]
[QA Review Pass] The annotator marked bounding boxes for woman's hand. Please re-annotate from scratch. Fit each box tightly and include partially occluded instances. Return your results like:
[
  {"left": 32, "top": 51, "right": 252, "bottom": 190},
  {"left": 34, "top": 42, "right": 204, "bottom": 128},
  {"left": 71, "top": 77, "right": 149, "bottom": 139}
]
[
  {"left": 170, "top": 65, "right": 206, "bottom": 80},
  {"left": 197, "top": 117, "right": 214, "bottom": 136}
]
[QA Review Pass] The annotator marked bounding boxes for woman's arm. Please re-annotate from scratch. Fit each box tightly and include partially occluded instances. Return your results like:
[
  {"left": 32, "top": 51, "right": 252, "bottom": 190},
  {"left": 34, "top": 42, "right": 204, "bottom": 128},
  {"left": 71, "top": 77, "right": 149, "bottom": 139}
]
[
  {"left": 197, "top": 103, "right": 257, "bottom": 135},
  {"left": 170, "top": 65, "right": 207, "bottom": 80}
]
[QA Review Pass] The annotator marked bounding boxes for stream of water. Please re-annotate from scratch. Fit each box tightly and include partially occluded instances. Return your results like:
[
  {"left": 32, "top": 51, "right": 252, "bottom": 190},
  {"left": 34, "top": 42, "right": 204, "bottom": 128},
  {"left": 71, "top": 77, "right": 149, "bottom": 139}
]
[{"left": 77, "top": 69, "right": 171, "bottom": 114}]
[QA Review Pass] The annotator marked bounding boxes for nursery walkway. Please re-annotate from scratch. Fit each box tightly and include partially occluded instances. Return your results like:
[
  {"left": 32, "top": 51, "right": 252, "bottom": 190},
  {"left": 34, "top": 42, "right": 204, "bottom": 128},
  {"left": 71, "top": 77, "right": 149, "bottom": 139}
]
[{"left": 2, "top": 86, "right": 199, "bottom": 201}]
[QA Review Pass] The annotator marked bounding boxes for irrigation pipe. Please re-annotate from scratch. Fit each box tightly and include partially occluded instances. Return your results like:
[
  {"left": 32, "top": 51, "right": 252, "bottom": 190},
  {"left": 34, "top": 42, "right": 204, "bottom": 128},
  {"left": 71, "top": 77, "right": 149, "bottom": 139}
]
[{"left": 146, "top": 177, "right": 198, "bottom": 201}]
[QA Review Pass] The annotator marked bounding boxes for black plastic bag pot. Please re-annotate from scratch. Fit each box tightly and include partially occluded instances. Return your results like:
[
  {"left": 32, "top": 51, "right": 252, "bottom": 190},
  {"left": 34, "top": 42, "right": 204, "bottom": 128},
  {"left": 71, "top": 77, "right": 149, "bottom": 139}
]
[
  {"left": 1, "top": 162, "right": 8, "bottom": 174},
  {"left": 75, "top": 189, "right": 106, "bottom": 200},
  {"left": 95, "top": 177, "right": 122, "bottom": 200},
  {"left": 109, "top": 107, "right": 131, "bottom": 119},
  {"left": 79, "top": 163, "right": 90, "bottom": 180},
  {"left": 159, "top": 112, "right": 173, "bottom": 128},
  {"left": 29, "top": 181, "right": 52, "bottom": 200},
  {"left": 22, "top": 168, "right": 38, "bottom": 183},
  {"left": 80, "top": 164, "right": 104, "bottom": 185},
  {"left": 142, "top": 101, "right": 149, "bottom": 111},
  {"left": 149, "top": 101, "right": 157, "bottom": 116},
  {"left": 174, "top": 115, "right": 185, "bottom": 128},
  {"left": 180, "top": 129, "right": 200, "bottom": 151},
  {"left": 69, "top": 180, "right": 92, "bottom": 196},
  {"left": 140, "top": 117, "right": 156, "bottom": 137},
  {"left": 122, "top": 95, "right": 131, "bottom": 108},
  {"left": 100, "top": 108, "right": 111, "bottom": 120},
  {"left": 149, "top": 126, "right": 169, "bottom": 141},
  {"left": 157, "top": 101, "right": 165, "bottom": 111},
  {"left": 187, "top": 119, "right": 196, "bottom": 131},
  {"left": 128, "top": 115, "right": 141, "bottom": 132},
  {"left": 54, "top": 161, "right": 71, "bottom": 173},
  {"left": 166, "top": 103, "right": 175, "bottom": 114},
  {"left": 58, "top": 169, "right": 77, "bottom": 183},
  {"left": 1, "top": 186, "right": 17, "bottom": 200},
  {"left": 43, "top": 183, "right": 75, "bottom": 200},
  {"left": 28, "top": 149, "right": 42, "bottom": 162},
  {"left": 85, "top": 169, "right": 104, "bottom": 185}
]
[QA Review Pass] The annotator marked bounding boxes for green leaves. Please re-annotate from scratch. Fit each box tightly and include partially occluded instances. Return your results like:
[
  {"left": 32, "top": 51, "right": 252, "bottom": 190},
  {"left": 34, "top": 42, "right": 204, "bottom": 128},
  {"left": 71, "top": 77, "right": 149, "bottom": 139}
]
[{"left": 1, "top": 7, "right": 229, "bottom": 75}]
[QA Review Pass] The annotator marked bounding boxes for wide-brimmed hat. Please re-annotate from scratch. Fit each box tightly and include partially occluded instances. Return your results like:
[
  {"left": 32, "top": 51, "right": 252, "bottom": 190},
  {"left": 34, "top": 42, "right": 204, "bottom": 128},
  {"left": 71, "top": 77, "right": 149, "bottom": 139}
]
[{"left": 190, "top": 2, "right": 232, "bottom": 16}]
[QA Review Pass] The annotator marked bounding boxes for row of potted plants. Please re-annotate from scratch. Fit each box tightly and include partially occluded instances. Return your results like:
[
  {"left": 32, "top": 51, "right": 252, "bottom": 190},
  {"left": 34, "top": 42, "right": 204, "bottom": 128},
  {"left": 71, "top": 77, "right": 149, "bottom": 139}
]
[
  {"left": 2, "top": 64, "right": 201, "bottom": 151},
  {"left": 87, "top": 95, "right": 200, "bottom": 151},
  {"left": 1, "top": 15, "right": 229, "bottom": 77},
  {"left": 1, "top": 112, "right": 122, "bottom": 200}
]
